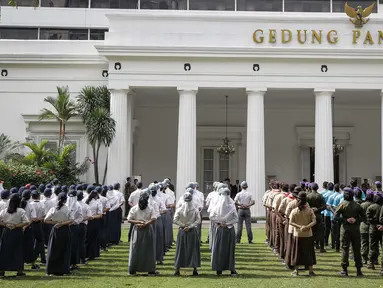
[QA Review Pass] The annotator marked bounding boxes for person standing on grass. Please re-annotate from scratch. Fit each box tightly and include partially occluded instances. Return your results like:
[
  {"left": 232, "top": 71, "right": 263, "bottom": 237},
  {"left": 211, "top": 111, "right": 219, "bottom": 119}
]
[
  {"left": 29, "top": 190, "right": 46, "bottom": 268},
  {"left": 85, "top": 191, "right": 103, "bottom": 261},
  {"left": 335, "top": 188, "right": 365, "bottom": 277},
  {"left": 67, "top": 190, "right": 83, "bottom": 271},
  {"left": 234, "top": 181, "right": 254, "bottom": 244},
  {"left": 128, "top": 190, "right": 157, "bottom": 276},
  {"left": 41, "top": 188, "right": 57, "bottom": 248},
  {"left": 289, "top": 191, "right": 317, "bottom": 277},
  {"left": 360, "top": 190, "right": 374, "bottom": 265},
  {"left": 173, "top": 191, "right": 201, "bottom": 276},
  {"left": 210, "top": 187, "right": 238, "bottom": 277},
  {"left": 128, "top": 182, "right": 143, "bottom": 242},
  {"left": 0, "top": 193, "right": 29, "bottom": 277},
  {"left": 44, "top": 192, "right": 74, "bottom": 276},
  {"left": 366, "top": 192, "right": 383, "bottom": 270},
  {"left": 77, "top": 191, "right": 92, "bottom": 265}
]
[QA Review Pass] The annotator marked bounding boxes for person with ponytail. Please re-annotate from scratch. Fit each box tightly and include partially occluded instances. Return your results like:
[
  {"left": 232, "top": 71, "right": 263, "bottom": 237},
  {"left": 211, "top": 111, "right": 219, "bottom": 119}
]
[
  {"left": 44, "top": 192, "right": 74, "bottom": 276},
  {"left": 0, "top": 193, "right": 29, "bottom": 277},
  {"left": 76, "top": 191, "right": 92, "bottom": 265},
  {"left": 29, "top": 190, "right": 46, "bottom": 267},
  {"left": 85, "top": 190, "right": 103, "bottom": 261},
  {"left": 41, "top": 188, "right": 56, "bottom": 247},
  {"left": 96, "top": 186, "right": 110, "bottom": 252},
  {"left": 128, "top": 190, "right": 157, "bottom": 276},
  {"left": 289, "top": 191, "right": 317, "bottom": 277},
  {"left": 67, "top": 190, "right": 83, "bottom": 271}
]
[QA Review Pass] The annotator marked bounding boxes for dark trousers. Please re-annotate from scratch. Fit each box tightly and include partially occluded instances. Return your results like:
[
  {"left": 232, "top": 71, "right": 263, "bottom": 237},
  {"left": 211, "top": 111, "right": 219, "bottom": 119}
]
[
  {"left": 32, "top": 222, "right": 46, "bottom": 263},
  {"left": 312, "top": 214, "right": 324, "bottom": 250},
  {"left": 236, "top": 208, "right": 253, "bottom": 242},
  {"left": 331, "top": 219, "right": 340, "bottom": 250},
  {"left": 78, "top": 223, "right": 87, "bottom": 261},
  {"left": 266, "top": 209, "right": 270, "bottom": 242},
  {"left": 341, "top": 226, "right": 362, "bottom": 268},
  {"left": 368, "top": 230, "right": 382, "bottom": 264},
  {"left": 324, "top": 216, "right": 331, "bottom": 245},
  {"left": 361, "top": 233, "right": 369, "bottom": 263}
]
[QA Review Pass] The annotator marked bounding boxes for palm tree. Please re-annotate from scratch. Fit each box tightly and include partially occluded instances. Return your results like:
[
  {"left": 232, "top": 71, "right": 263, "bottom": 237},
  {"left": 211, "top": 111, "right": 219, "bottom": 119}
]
[
  {"left": 23, "top": 140, "right": 53, "bottom": 167},
  {"left": 77, "top": 86, "right": 116, "bottom": 184},
  {"left": 39, "top": 86, "right": 78, "bottom": 151},
  {"left": 0, "top": 133, "right": 22, "bottom": 161}
]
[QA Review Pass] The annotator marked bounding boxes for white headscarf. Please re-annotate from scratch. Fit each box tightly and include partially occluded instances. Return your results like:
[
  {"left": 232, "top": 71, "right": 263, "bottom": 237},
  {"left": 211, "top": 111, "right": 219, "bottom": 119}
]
[
  {"left": 175, "top": 192, "right": 194, "bottom": 218},
  {"left": 67, "top": 190, "right": 78, "bottom": 211},
  {"left": 211, "top": 187, "right": 235, "bottom": 222}
]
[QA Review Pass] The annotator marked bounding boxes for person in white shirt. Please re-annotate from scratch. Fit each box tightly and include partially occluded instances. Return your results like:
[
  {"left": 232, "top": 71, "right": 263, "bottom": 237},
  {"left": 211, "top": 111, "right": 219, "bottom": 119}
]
[
  {"left": 209, "top": 187, "right": 238, "bottom": 276},
  {"left": 173, "top": 191, "right": 201, "bottom": 276},
  {"left": 205, "top": 182, "right": 219, "bottom": 247},
  {"left": 44, "top": 192, "right": 74, "bottom": 276},
  {"left": 0, "top": 189, "right": 10, "bottom": 212},
  {"left": 41, "top": 188, "right": 57, "bottom": 247},
  {"left": 0, "top": 193, "right": 29, "bottom": 277},
  {"left": 67, "top": 190, "right": 83, "bottom": 270},
  {"left": 193, "top": 182, "right": 205, "bottom": 243},
  {"left": 128, "top": 191, "right": 157, "bottom": 276},
  {"left": 30, "top": 190, "right": 46, "bottom": 266},
  {"left": 113, "top": 183, "right": 125, "bottom": 240},
  {"left": 234, "top": 181, "right": 255, "bottom": 244},
  {"left": 76, "top": 191, "right": 92, "bottom": 265},
  {"left": 128, "top": 182, "right": 143, "bottom": 242},
  {"left": 85, "top": 191, "right": 103, "bottom": 260},
  {"left": 0, "top": 181, "right": 4, "bottom": 193},
  {"left": 99, "top": 186, "right": 111, "bottom": 251}
]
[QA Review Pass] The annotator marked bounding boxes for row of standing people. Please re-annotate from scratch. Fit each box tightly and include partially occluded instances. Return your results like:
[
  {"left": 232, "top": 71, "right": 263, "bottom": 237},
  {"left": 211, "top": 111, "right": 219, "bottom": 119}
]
[{"left": 0, "top": 183, "right": 126, "bottom": 276}]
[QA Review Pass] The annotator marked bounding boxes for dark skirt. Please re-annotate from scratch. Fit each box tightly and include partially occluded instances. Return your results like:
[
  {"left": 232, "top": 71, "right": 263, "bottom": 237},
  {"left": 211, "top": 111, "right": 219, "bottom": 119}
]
[
  {"left": 108, "top": 209, "right": 120, "bottom": 244},
  {"left": 0, "top": 228, "right": 24, "bottom": 271},
  {"left": 100, "top": 213, "right": 109, "bottom": 248},
  {"left": 32, "top": 221, "right": 45, "bottom": 263},
  {"left": 154, "top": 216, "right": 164, "bottom": 262},
  {"left": 70, "top": 224, "right": 80, "bottom": 265},
  {"left": 211, "top": 226, "right": 236, "bottom": 271},
  {"left": 284, "top": 232, "right": 295, "bottom": 268},
  {"left": 43, "top": 223, "right": 54, "bottom": 246},
  {"left": 128, "top": 225, "right": 156, "bottom": 274},
  {"left": 23, "top": 225, "right": 35, "bottom": 264},
  {"left": 46, "top": 225, "right": 71, "bottom": 275},
  {"left": 292, "top": 236, "right": 316, "bottom": 267},
  {"left": 78, "top": 223, "right": 87, "bottom": 260},
  {"left": 86, "top": 219, "right": 100, "bottom": 260},
  {"left": 175, "top": 227, "right": 201, "bottom": 268}
]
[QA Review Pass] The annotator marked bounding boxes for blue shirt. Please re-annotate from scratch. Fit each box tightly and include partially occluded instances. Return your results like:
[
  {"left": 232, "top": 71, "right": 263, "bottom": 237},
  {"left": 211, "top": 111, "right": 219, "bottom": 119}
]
[
  {"left": 333, "top": 192, "right": 344, "bottom": 209},
  {"left": 327, "top": 192, "right": 340, "bottom": 220},
  {"left": 320, "top": 189, "right": 328, "bottom": 214},
  {"left": 323, "top": 190, "right": 335, "bottom": 217}
]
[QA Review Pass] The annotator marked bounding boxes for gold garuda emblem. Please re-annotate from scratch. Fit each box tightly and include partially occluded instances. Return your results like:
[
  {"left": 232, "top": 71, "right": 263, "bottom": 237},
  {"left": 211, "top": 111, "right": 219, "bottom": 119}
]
[{"left": 345, "top": 2, "right": 375, "bottom": 28}]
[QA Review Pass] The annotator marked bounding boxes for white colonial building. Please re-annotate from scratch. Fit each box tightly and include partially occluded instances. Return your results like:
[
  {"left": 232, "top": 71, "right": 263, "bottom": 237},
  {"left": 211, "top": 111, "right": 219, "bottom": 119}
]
[{"left": 1, "top": 1, "right": 383, "bottom": 216}]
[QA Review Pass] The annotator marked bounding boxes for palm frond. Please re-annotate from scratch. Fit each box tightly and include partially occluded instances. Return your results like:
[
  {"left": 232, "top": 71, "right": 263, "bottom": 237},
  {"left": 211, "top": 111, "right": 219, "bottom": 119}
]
[{"left": 85, "top": 108, "right": 116, "bottom": 147}]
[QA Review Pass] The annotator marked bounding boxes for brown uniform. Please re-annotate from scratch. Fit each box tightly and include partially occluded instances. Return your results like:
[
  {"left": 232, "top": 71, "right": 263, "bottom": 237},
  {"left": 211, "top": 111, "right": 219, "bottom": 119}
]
[
  {"left": 272, "top": 193, "right": 286, "bottom": 255},
  {"left": 266, "top": 190, "right": 281, "bottom": 249},
  {"left": 279, "top": 194, "right": 294, "bottom": 259}
]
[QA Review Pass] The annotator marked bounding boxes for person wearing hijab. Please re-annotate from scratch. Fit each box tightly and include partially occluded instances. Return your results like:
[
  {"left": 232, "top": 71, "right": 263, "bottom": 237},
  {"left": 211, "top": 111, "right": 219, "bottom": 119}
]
[
  {"left": 128, "top": 182, "right": 143, "bottom": 242},
  {"left": 158, "top": 183, "right": 173, "bottom": 251},
  {"left": 44, "top": 192, "right": 74, "bottom": 276},
  {"left": 205, "top": 182, "right": 219, "bottom": 246},
  {"left": 366, "top": 192, "right": 383, "bottom": 270},
  {"left": 360, "top": 190, "right": 374, "bottom": 265},
  {"left": 97, "top": 186, "right": 111, "bottom": 252},
  {"left": 0, "top": 193, "right": 29, "bottom": 277},
  {"left": 289, "top": 192, "right": 317, "bottom": 276},
  {"left": 173, "top": 191, "right": 201, "bottom": 276},
  {"left": 20, "top": 189, "right": 39, "bottom": 270},
  {"left": 149, "top": 183, "right": 166, "bottom": 265},
  {"left": 85, "top": 190, "right": 103, "bottom": 261},
  {"left": 30, "top": 190, "right": 46, "bottom": 267},
  {"left": 234, "top": 181, "right": 255, "bottom": 244},
  {"left": 41, "top": 188, "right": 57, "bottom": 247},
  {"left": 335, "top": 188, "right": 365, "bottom": 277},
  {"left": 128, "top": 190, "right": 157, "bottom": 276},
  {"left": 76, "top": 191, "right": 92, "bottom": 265},
  {"left": 106, "top": 185, "right": 120, "bottom": 245},
  {"left": 209, "top": 187, "right": 238, "bottom": 276},
  {"left": 67, "top": 190, "right": 83, "bottom": 270}
]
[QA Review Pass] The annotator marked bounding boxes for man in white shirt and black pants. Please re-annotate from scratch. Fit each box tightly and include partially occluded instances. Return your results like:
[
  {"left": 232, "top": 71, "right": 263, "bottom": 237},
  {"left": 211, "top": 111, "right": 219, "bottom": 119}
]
[{"left": 234, "top": 181, "right": 255, "bottom": 244}]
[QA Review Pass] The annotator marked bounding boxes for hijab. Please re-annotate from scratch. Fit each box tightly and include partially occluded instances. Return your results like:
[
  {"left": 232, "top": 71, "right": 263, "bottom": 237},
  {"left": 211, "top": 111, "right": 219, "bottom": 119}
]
[
  {"left": 176, "top": 192, "right": 196, "bottom": 219},
  {"left": 211, "top": 187, "right": 235, "bottom": 223},
  {"left": 67, "top": 190, "right": 78, "bottom": 211}
]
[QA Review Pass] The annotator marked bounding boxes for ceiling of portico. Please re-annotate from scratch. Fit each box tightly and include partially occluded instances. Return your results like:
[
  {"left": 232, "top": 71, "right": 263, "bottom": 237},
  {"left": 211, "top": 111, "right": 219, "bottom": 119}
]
[{"left": 134, "top": 87, "right": 381, "bottom": 109}]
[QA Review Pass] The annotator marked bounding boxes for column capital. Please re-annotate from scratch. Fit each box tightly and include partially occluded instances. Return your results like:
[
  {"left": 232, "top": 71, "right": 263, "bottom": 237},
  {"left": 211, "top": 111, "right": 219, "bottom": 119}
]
[
  {"left": 314, "top": 88, "right": 335, "bottom": 96},
  {"left": 177, "top": 86, "right": 198, "bottom": 93},
  {"left": 246, "top": 88, "right": 267, "bottom": 96}
]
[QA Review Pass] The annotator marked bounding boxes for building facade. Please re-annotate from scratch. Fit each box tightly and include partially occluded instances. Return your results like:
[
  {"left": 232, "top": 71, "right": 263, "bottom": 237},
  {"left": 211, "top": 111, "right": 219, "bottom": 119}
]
[{"left": 1, "top": 1, "right": 383, "bottom": 216}]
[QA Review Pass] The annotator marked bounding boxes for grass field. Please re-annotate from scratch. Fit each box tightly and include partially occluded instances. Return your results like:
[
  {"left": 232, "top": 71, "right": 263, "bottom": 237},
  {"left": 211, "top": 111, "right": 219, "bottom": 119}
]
[{"left": 1, "top": 227, "right": 382, "bottom": 288}]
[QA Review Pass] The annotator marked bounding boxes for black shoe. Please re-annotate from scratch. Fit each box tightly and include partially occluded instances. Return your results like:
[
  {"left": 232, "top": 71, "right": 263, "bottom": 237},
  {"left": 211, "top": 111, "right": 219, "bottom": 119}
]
[
  {"left": 0, "top": 271, "right": 4, "bottom": 277},
  {"left": 338, "top": 270, "right": 348, "bottom": 277},
  {"left": 80, "top": 260, "right": 88, "bottom": 265},
  {"left": 193, "top": 270, "right": 198, "bottom": 276},
  {"left": 148, "top": 271, "right": 159, "bottom": 276},
  {"left": 367, "top": 263, "right": 375, "bottom": 270},
  {"left": 309, "top": 271, "right": 316, "bottom": 277},
  {"left": 336, "top": 249, "right": 340, "bottom": 253},
  {"left": 16, "top": 272, "right": 26, "bottom": 277},
  {"left": 70, "top": 265, "right": 79, "bottom": 270},
  {"left": 216, "top": 271, "right": 222, "bottom": 276},
  {"left": 231, "top": 270, "right": 237, "bottom": 277},
  {"left": 157, "top": 261, "right": 163, "bottom": 265},
  {"left": 248, "top": 241, "right": 254, "bottom": 244},
  {"left": 236, "top": 240, "right": 240, "bottom": 244},
  {"left": 205, "top": 240, "right": 209, "bottom": 244},
  {"left": 356, "top": 269, "right": 364, "bottom": 277},
  {"left": 174, "top": 271, "right": 180, "bottom": 277},
  {"left": 31, "top": 264, "right": 40, "bottom": 271},
  {"left": 320, "top": 249, "right": 327, "bottom": 253}
]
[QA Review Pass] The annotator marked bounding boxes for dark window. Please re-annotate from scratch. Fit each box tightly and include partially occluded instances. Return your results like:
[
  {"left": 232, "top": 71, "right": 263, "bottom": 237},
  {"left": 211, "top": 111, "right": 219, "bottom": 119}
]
[
  {"left": 41, "top": 0, "right": 89, "bottom": 7},
  {"left": 140, "top": 0, "right": 186, "bottom": 9},
  {"left": 0, "top": 28, "right": 38, "bottom": 40},
  {"left": 285, "top": 0, "right": 330, "bottom": 12},
  {"left": 237, "top": 0, "right": 282, "bottom": 11},
  {"left": 333, "top": 0, "right": 377, "bottom": 13},
  {"left": 189, "top": 0, "right": 235, "bottom": 10},
  {"left": 0, "top": 0, "right": 34, "bottom": 6},
  {"left": 40, "top": 28, "right": 88, "bottom": 40},
  {"left": 91, "top": 0, "right": 137, "bottom": 8},
  {"left": 90, "top": 29, "right": 107, "bottom": 40}
]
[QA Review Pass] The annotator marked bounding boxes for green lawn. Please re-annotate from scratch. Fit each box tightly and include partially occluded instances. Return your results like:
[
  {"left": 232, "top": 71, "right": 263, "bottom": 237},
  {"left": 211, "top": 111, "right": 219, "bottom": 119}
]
[{"left": 1, "top": 227, "right": 382, "bottom": 287}]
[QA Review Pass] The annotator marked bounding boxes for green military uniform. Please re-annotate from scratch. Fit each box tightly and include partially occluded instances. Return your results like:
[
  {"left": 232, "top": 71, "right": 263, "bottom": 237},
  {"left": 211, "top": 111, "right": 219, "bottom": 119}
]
[
  {"left": 306, "top": 191, "right": 326, "bottom": 250},
  {"left": 360, "top": 200, "right": 373, "bottom": 264},
  {"left": 335, "top": 197, "right": 366, "bottom": 275},
  {"left": 380, "top": 205, "right": 383, "bottom": 274},
  {"left": 366, "top": 202, "right": 383, "bottom": 268}
]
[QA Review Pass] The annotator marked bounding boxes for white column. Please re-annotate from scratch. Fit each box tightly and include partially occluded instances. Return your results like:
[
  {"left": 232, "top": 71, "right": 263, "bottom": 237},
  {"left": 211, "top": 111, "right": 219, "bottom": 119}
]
[
  {"left": 314, "top": 89, "right": 335, "bottom": 186},
  {"left": 381, "top": 91, "right": 383, "bottom": 178},
  {"left": 176, "top": 88, "right": 197, "bottom": 201},
  {"left": 107, "top": 89, "right": 133, "bottom": 187},
  {"left": 246, "top": 88, "right": 266, "bottom": 218}
]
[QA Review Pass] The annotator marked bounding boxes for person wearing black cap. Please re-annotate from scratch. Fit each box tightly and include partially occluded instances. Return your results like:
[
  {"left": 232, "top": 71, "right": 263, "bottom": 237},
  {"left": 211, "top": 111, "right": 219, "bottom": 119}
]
[
  {"left": 76, "top": 191, "right": 92, "bottom": 265},
  {"left": 44, "top": 192, "right": 74, "bottom": 276},
  {"left": 85, "top": 190, "right": 103, "bottom": 261},
  {"left": 67, "top": 190, "right": 83, "bottom": 270},
  {"left": 234, "top": 181, "right": 254, "bottom": 244},
  {"left": 366, "top": 191, "right": 383, "bottom": 270},
  {"left": 0, "top": 189, "right": 10, "bottom": 212},
  {"left": 30, "top": 190, "right": 46, "bottom": 266},
  {"left": 335, "top": 187, "right": 366, "bottom": 277},
  {"left": 41, "top": 187, "right": 56, "bottom": 247},
  {"left": 0, "top": 193, "right": 30, "bottom": 277},
  {"left": 289, "top": 191, "right": 317, "bottom": 277}
]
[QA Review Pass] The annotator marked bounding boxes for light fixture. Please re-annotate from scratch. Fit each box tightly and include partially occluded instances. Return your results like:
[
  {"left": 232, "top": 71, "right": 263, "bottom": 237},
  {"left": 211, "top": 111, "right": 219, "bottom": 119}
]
[{"left": 217, "top": 95, "right": 235, "bottom": 158}]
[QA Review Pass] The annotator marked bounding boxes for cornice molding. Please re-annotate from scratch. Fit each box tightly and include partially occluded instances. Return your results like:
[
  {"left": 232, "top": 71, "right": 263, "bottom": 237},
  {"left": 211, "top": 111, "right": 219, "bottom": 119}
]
[{"left": 0, "top": 55, "right": 107, "bottom": 65}]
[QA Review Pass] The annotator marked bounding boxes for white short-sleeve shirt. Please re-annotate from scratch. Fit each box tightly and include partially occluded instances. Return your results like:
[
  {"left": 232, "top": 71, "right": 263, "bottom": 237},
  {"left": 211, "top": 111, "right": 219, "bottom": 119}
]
[
  {"left": 0, "top": 207, "right": 29, "bottom": 225},
  {"left": 128, "top": 205, "right": 156, "bottom": 222},
  {"left": 128, "top": 189, "right": 142, "bottom": 206},
  {"left": 45, "top": 205, "right": 74, "bottom": 222},
  {"left": 234, "top": 190, "right": 254, "bottom": 206}
]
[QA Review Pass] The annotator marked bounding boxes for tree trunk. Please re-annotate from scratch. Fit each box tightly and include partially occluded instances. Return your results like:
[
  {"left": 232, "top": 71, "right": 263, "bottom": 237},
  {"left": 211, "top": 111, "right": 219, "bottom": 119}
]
[
  {"left": 61, "top": 122, "right": 66, "bottom": 151},
  {"left": 102, "top": 148, "right": 109, "bottom": 185},
  {"left": 59, "top": 121, "right": 63, "bottom": 152},
  {"left": 92, "top": 144, "right": 99, "bottom": 185}
]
